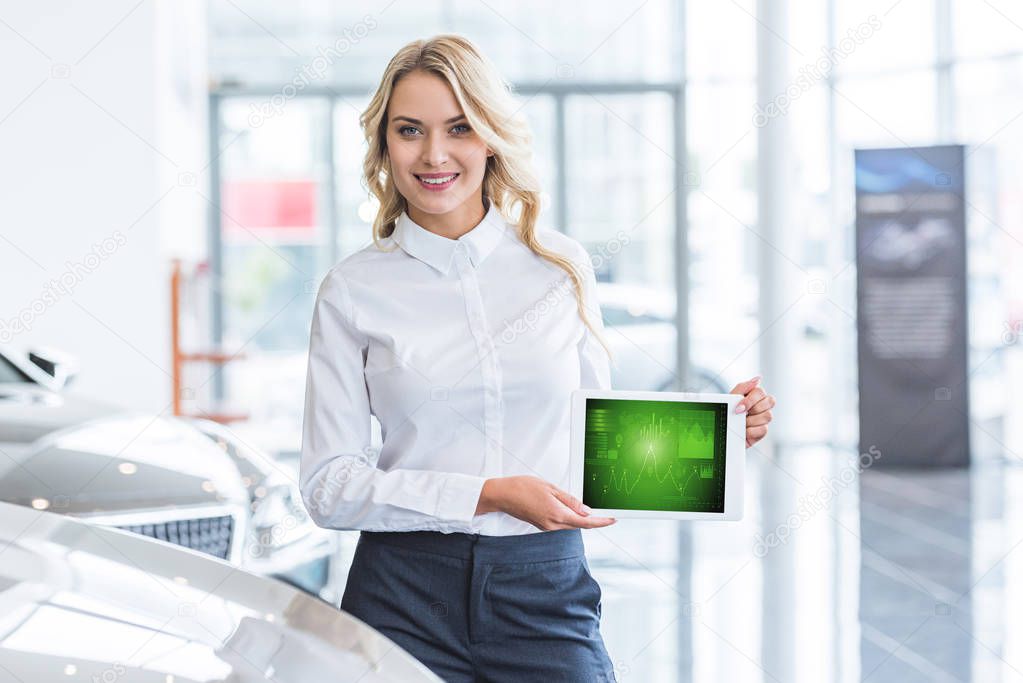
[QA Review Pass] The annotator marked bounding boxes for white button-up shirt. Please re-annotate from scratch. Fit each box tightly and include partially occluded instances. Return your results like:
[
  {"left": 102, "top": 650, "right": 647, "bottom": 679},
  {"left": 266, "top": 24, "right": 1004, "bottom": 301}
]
[{"left": 299, "top": 199, "right": 611, "bottom": 536}]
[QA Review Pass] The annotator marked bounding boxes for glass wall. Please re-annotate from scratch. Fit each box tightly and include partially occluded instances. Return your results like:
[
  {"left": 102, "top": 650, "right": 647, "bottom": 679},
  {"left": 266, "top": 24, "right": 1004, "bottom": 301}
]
[
  {"left": 212, "top": 97, "right": 334, "bottom": 452},
  {"left": 824, "top": 0, "right": 1023, "bottom": 459},
  {"left": 207, "top": 1, "right": 685, "bottom": 453}
]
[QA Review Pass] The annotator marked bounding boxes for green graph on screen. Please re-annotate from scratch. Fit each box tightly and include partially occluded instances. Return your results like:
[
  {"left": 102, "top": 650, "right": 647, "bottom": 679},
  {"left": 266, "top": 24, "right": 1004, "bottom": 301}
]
[{"left": 582, "top": 399, "right": 727, "bottom": 512}]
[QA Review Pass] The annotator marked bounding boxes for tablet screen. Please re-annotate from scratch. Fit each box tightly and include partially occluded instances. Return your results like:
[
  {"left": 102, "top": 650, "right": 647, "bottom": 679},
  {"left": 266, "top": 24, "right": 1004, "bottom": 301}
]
[{"left": 582, "top": 398, "right": 728, "bottom": 513}]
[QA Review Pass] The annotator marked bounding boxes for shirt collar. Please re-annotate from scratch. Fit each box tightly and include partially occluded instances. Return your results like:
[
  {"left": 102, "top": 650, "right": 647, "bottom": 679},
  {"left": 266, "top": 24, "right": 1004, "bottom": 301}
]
[{"left": 391, "top": 198, "right": 508, "bottom": 275}]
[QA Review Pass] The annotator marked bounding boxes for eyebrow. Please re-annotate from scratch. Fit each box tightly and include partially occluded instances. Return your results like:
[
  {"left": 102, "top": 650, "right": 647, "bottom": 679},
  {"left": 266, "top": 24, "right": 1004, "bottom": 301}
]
[{"left": 391, "top": 114, "right": 467, "bottom": 125}]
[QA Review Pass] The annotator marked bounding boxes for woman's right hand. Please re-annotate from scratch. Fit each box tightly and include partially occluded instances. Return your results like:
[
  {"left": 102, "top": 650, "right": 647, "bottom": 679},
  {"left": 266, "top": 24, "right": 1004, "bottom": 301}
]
[{"left": 475, "top": 475, "right": 617, "bottom": 530}]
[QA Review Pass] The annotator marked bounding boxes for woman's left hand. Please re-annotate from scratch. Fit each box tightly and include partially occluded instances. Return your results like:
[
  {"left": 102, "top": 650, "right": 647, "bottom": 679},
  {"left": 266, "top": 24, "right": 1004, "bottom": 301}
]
[{"left": 730, "top": 376, "right": 775, "bottom": 448}]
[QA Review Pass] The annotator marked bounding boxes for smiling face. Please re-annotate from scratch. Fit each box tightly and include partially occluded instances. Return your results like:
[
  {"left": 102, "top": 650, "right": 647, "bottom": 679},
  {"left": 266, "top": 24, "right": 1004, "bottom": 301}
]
[{"left": 385, "top": 70, "right": 493, "bottom": 237}]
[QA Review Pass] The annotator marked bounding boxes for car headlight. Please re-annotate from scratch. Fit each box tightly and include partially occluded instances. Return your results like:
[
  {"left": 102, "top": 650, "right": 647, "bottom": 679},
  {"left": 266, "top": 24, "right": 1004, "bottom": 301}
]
[{"left": 186, "top": 419, "right": 314, "bottom": 560}]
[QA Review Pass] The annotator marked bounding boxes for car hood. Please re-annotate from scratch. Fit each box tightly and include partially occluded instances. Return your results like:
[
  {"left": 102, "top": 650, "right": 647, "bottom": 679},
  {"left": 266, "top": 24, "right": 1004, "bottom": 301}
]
[
  {"left": 0, "top": 502, "right": 440, "bottom": 682},
  {"left": 0, "top": 384, "right": 116, "bottom": 444},
  {"left": 0, "top": 388, "right": 248, "bottom": 515}
]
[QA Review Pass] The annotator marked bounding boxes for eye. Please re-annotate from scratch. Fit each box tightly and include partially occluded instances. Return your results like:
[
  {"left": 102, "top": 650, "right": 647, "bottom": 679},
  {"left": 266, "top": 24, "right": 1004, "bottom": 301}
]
[
  {"left": 398, "top": 125, "right": 420, "bottom": 136},
  {"left": 451, "top": 124, "right": 471, "bottom": 135}
]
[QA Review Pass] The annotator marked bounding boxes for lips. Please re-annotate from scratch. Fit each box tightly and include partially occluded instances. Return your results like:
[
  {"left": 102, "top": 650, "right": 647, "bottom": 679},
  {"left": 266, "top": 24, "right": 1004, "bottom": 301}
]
[{"left": 414, "top": 172, "right": 459, "bottom": 191}]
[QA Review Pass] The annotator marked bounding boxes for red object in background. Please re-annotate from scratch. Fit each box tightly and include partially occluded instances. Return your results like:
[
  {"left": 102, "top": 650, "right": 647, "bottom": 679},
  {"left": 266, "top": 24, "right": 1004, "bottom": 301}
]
[
  {"left": 170, "top": 259, "right": 249, "bottom": 425},
  {"left": 221, "top": 179, "right": 316, "bottom": 236}
]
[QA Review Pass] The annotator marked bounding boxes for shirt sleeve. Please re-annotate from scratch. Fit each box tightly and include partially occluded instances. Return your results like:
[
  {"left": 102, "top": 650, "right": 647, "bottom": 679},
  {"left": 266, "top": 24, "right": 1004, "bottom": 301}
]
[
  {"left": 299, "top": 270, "right": 487, "bottom": 533},
  {"left": 574, "top": 244, "right": 613, "bottom": 391}
]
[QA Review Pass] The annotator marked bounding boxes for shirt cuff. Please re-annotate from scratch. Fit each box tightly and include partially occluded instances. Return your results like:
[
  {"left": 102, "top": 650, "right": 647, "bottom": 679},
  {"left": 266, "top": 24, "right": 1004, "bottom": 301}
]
[{"left": 435, "top": 473, "right": 488, "bottom": 524}]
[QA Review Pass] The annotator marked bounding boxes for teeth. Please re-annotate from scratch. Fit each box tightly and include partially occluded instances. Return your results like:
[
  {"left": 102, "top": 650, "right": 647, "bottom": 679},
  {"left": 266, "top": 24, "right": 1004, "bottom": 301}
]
[{"left": 419, "top": 174, "right": 456, "bottom": 184}]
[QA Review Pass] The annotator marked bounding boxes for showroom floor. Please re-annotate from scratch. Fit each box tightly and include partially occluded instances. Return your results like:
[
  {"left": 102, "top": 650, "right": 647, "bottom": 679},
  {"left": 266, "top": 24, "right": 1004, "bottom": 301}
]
[{"left": 584, "top": 447, "right": 1023, "bottom": 682}]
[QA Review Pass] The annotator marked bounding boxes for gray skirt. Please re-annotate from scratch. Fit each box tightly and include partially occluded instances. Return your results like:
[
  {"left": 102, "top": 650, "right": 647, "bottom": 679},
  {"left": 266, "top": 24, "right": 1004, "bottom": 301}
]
[{"left": 340, "top": 528, "right": 617, "bottom": 682}]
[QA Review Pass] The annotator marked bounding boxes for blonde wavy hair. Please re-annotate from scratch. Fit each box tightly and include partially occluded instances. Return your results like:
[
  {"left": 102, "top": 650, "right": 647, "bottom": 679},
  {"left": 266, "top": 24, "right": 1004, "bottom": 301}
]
[{"left": 359, "top": 33, "right": 613, "bottom": 364}]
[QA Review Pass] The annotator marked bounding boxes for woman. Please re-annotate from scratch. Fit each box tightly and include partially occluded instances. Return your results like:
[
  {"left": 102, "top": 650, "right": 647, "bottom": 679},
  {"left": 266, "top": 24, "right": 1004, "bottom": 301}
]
[{"left": 299, "top": 34, "right": 775, "bottom": 682}]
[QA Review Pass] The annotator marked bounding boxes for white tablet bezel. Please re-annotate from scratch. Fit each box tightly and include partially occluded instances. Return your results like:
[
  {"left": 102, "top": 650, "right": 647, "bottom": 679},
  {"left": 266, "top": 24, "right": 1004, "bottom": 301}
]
[{"left": 570, "top": 388, "right": 745, "bottom": 521}]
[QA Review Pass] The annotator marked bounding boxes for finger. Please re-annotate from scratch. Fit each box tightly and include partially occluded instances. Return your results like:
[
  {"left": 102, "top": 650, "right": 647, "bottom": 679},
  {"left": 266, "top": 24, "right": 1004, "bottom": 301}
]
[
  {"left": 573, "top": 515, "right": 617, "bottom": 529},
  {"left": 746, "top": 425, "right": 768, "bottom": 441},
  {"left": 744, "top": 392, "right": 773, "bottom": 413},
  {"left": 746, "top": 410, "right": 772, "bottom": 427},
  {"left": 541, "top": 513, "right": 577, "bottom": 531},
  {"left": 747, "top": 393, "right": 775, "bottom": 416},
  {"left": 549, "top": 505, "right": 615, "bottom": 529},
  {"left": 736, "top": 387, "right": 765, "bottom": 414},
  {"left": 552, "top": 489, "right": 591, "bottom": 516},
  {"left": 730, "top": 375, "right": 761, "bottom": 397},
  {"left": 551, "top": 489, "right": 591, "bottom": 516}
]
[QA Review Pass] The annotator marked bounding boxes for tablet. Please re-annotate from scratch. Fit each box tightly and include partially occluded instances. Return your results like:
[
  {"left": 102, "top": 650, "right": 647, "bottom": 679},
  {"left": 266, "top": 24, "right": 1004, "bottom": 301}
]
[{"left": 569, "top": 389, "right": 745, "bottom": 521}]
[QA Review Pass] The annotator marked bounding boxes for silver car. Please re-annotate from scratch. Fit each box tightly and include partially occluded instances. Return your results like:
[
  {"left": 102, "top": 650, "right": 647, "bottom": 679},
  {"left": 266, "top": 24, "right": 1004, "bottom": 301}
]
[
  {"left": 0, "top": 500, "right": 439, "bottom": 682},
  {"left": 0, "top": 345, "right": 338, "bottom": 599}
]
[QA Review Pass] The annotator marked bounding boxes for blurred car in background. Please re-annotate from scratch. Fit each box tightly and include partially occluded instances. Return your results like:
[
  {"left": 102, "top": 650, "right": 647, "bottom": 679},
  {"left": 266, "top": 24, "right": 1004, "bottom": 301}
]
[
  {"left": 188, "top": 417, "right": 341, "bottom": 597},
  {"left": 596, "top": 282, "right": 757, "bottom": 393},
  {"left": 0, "top": 345, "right": 340, "bottom": 601},
  {"left": 0, "top": 500, "right": 439, "bottom": 682}
]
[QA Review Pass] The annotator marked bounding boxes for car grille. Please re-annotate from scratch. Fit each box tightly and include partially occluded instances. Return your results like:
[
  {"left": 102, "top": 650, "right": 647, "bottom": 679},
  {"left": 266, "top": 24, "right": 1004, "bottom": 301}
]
[{"left": 116, "top": 515, "right": 234, "bottom": 560}]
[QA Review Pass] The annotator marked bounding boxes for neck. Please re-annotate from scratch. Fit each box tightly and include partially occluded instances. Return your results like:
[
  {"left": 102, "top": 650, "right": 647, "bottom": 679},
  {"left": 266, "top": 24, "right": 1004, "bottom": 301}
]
[{"left": 407, "top": 194, "right": 488, "bottom": 240}]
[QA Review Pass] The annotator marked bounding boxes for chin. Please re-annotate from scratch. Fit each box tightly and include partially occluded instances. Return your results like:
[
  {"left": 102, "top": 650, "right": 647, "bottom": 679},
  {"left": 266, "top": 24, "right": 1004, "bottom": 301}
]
[{"left": 417, "top": 193, "right": 473, "bottom": 213}]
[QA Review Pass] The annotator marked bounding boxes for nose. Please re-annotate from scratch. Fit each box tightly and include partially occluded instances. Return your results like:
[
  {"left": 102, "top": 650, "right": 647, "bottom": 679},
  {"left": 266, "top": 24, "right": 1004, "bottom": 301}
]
[{"left": 420, "top": 132, "right": 449, "bottom": 167}]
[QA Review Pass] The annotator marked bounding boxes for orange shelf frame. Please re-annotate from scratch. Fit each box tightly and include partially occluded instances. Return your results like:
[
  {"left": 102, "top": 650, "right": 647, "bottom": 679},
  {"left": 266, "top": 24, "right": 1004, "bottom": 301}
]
[{"left": 171, "top": 258, "right": 249, "bottom": 424}]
